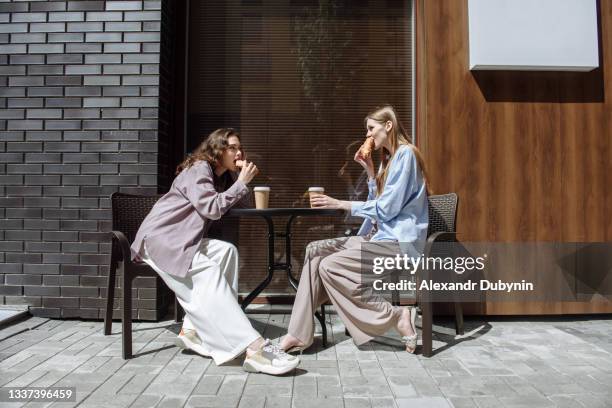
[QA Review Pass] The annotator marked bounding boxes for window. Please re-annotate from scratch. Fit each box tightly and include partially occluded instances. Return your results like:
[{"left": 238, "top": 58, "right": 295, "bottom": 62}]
[{"left": 187, "top": 0, "right": 414, "bottom": 294}]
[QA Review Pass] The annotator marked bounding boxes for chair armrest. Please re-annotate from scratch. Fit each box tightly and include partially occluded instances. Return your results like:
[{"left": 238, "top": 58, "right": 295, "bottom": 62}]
[
  {"left": 424, "top": 231, "right": 458, "bottom": 258},
  {"left": 110, "top": 230, "right": 134, "bottom": 266},
  {"left": 427, "top": 231, "right": 458, "bottom": 243}
]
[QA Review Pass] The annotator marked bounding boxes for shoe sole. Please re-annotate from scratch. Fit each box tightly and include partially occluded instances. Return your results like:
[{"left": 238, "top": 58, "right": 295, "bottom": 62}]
[
  {"left": 174, "top": 336, "right": 188, "bottom": 350},
  {"left": 286, "top": 342, "right": 313, "bottom": 354},
  {"left": 174, "top": 336, "right": 210, "bottom": 358},
  {"left": 243, "top": 359, "right": 299, "bottom": 375}
]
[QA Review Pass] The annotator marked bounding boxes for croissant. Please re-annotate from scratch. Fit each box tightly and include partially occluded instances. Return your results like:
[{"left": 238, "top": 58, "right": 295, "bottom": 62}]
[
  {"left": 358, "top": 138, "right": 375, "bottom": 160},
  {"left": 234, "top": 160, "right": 259, "bottom": 175}
]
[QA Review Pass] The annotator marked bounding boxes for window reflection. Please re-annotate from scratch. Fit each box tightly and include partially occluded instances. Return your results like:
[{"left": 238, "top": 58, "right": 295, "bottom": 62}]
[{"left": 188, "top": 0, "right": 413, "bottom": 293}]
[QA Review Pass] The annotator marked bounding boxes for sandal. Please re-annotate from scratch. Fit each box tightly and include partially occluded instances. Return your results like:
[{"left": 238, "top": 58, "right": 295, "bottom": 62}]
[
  {"left": 282, "top": 336, "right": 313, "bottom": 354},
  {"left": 400, "top": 306, "right": 418, "bottom": 354}
]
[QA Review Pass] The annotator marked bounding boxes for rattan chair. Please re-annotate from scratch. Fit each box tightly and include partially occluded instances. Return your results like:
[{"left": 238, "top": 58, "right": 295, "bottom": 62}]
[
  {"left": 419, "top": 193, "right": 464, "bottom": 356},
  {"left": 321, "top": 193, "right": 464, "bottom": 356},
  {"left": 104, "top": 192, "right": 183, "bottom": 359}
]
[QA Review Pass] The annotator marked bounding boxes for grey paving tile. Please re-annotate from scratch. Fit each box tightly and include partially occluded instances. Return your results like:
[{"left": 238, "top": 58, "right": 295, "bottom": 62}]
[
  {"left": 370, "top": 397, "right": 397, "bottom": 408},
  {"left": 471, "top": 396, "right": 503, "bottom": 408},
  {"left": 79, "top": 393, "right": 139, "bottom": 408},
  {"left": 547, "top": 395, "right": 587, "bottom": 408},
  {"left": 243, "top": 380, "right": 292, "bottom": 398},
  {"left": 396, "top": 397, "right": 453, "bottom": 408},
  {"left": 185, "top": 395, "right": 241, "bottom": 407},
  {"left": 438, "top": 377, "right": 517, "bottom": 399},
  {"left": 448, "top": 397, "right": 478, "bottom": 408},
  {"left": 342, "top": 382, "right": 394, "bottom": 398},
  {"left": 317, "top": 375, "right": 342, "bottom": 397},
  {"left": 143, "top": 371, "right": 203, "bottom": 398},
  {"left": 387, "top": 376, "right": 418, "bottom": 398},
  {"left": 238, "top": 394, "right": 266, "bottom": 408},
  {"left": 158, "top": 396, "right": 190, "bottom": 408},
  {"left": 297, "top": 360, "right": 339, "bottom": 376},
  {"left": 572, "top": 393, "right": 612, "bottom": 408},
  {"left": 117, "top": 373, "right": 157, "bottom": 395},
  {"left": 293, "top": 374, "right": 316, "bottom": 399},
  {"left": 204, "top": 359, "right": 248, "bottom": 375},
  {"left": 28, "top": 369, "right": 70, "bottom": 388},
  {"left": 341, "top": 375, "right": 388, "bottom": 388},
  {"left": 263, "top": 395, "right": 292, "bottom": 408},
  {"left": 292, "top": 397, "right": 343, "bottom": 408},
  {"left": 497, "top": 394, "right": 555, "bottom": 408},
  {"left": 0, "top": 315, "right": 610, "bottom": 407},
  {"left": 193, "top": 375, "right": 224, "bottom": 395},
  {"left": 344, "top": 397, "right": 372, "bottom": 408},
  {"left": 4, "top": 368, "right": 48, "bottom": 387},
  {"left": 218, "top": 374, "right": 248, "bottom": 398},
  {"left": 129, "top": 393, "right": 164, "bottom": 408}
]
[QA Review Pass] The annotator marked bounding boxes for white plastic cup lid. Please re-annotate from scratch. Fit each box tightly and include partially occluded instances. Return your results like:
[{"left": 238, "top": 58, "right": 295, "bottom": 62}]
[
  {"left": 254, "top": 186, "right": 270, "bottom": 192},
  {"left": 308, "top": 187, "right": 325, "bottom": 192}
]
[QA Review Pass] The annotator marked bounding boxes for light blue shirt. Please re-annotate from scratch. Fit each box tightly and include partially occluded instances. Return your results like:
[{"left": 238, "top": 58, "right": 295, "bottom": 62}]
[{"left": 351, "top": 145, "right": 429, "bottom": 256}]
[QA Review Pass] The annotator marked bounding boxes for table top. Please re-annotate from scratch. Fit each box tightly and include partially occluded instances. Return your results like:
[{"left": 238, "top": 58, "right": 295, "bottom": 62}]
[{"left": 227, "top": 208, "right": 344, "bottom": 217}]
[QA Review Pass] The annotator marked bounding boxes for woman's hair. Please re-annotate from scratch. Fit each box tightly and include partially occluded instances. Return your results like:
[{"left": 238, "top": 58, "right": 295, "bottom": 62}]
[
  {"left": 175, "top": 128, "right": 241, "bottom": 175},
  {"left": 365, "top": 105, "right": 429, "bottom": 195}
]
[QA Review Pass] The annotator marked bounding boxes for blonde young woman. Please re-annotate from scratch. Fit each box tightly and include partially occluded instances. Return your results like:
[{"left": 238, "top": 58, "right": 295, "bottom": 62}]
[
  {"left": 280, "top": 106, "right": 429, "bottom": 354},
  {"left": 131, "top": 128, "right": 299, "bottom": 375}
]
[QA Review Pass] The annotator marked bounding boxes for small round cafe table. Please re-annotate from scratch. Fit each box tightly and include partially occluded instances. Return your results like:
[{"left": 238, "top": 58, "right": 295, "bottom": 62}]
[{"left": 227, "top": 208, "right": 344, "bottom": 345}]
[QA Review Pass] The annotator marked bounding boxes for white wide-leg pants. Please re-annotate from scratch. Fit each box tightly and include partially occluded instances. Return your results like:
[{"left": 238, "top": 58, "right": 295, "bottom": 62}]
[{"left": 142, "top": 238, "right": 261, "bottom": 365}]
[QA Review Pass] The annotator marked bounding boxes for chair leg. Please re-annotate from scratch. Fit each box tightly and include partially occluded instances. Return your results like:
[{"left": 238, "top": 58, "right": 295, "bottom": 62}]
[
  {"left": 317, "top": 305, "right": 327, "bottom": 347},
  {"left": 174, "top": 297, "right": 184, "bottom": 323},
  {"left": 421, "top": 299, "right": 433, "bottom": 357},
  {"left": 419, "top": 251, "right": 436, "bottom": 357},
  {"left": 448, "top": 265, "right": 465, "bottom": 336},
  {"left": 391, "top": 270, "right": 401, "bottom": 306},
  {"left": 454, "top": 301, "right": 464, "bottom": 335},
  {"left": 104, "top": 259, "right": 117, "bottom": 335},
  {"left": 391, "top": 289, "right": 400, "bottom": 307},
  {"left": 122, "top": 264, "right": 133, "bottom": 359}
]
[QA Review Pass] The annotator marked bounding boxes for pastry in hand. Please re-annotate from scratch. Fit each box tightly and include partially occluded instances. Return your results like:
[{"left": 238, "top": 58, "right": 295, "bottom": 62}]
[
  {"left": 358, "top": 138, "right": 375, "bottom": 160},
  {"left": 235, "top": 160, "right": 259, "bottom": 175}
]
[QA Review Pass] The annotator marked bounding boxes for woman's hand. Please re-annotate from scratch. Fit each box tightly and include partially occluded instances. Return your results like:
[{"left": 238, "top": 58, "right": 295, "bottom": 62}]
[
  {"left": 354, "top": 149, "right": 375, "bottom": 179},
  {"left": 237, "top": 161, "right": 258, "bottom": 185},
  {"left": 310, "top": 194, "right": 351, "bottom": 211}
]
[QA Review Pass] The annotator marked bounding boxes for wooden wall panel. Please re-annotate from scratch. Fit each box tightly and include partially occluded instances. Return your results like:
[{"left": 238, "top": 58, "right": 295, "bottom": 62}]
[{"left": 418, "top": 0, "right": 612, "bottom": 314}]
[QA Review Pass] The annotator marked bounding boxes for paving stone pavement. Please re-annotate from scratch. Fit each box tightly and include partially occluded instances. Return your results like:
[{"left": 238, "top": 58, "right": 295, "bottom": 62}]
[{"left": 0, "top": 311, "right": 611, "bottom": 408}]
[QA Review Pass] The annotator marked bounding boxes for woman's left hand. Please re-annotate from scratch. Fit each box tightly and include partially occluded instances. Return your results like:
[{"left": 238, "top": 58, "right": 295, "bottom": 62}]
[{"left": 310, "top": 194, "right": 351, "bottom": 211}]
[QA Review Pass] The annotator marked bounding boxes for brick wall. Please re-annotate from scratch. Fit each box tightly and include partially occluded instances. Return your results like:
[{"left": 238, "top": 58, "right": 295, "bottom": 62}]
[{"left": 0, "top": 0, "right": 177, "bottom": 320}]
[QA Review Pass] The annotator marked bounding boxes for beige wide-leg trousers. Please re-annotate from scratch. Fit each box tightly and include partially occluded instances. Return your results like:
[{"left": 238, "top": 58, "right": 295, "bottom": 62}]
[
  {"left": 142, "top": 238, "right": 261, "bottom": 365},
  {"left": 288, "top": 235, "right": 403, "bottom": 346}
]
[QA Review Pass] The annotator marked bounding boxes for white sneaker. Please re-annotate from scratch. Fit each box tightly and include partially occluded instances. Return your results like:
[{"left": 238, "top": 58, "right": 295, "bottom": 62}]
[
  {"left": 243, "top": 339, "right": 300, "bottom": 375},
  {"left": 174, "top": 328, "right": 211, "bottom": 357}
]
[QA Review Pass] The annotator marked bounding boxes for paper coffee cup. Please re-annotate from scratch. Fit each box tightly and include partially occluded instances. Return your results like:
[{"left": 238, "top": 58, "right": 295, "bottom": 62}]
[
  {"left": 308, "top": 187, "right": 325, "bottom": 208},
  {"left": 254, "top": 186, "right": 270, "bottom": 209}
]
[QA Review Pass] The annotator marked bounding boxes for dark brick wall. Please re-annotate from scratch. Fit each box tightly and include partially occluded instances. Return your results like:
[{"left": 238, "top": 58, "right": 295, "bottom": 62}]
[{"left": 0, "top": 0, "right": 177, "bottom": 320}]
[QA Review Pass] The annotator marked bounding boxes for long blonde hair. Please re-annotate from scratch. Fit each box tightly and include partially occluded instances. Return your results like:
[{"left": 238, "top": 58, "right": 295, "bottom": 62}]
[
  {"left": 365, "top": 106, "right": 429, "bottom": 195},
  {"left": 175, "top": 128, "right": 241, "bottom": 175}
]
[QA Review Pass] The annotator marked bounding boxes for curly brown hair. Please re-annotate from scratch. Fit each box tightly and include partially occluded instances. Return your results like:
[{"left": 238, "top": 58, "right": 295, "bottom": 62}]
[{"left": 175, "top": 128, "right": 242, "bottom": 175}]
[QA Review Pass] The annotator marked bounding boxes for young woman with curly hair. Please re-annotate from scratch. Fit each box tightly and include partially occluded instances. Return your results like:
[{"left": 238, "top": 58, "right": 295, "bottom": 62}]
[{"left": 131, "top": 128, "right": 299, "bottom": 375}]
